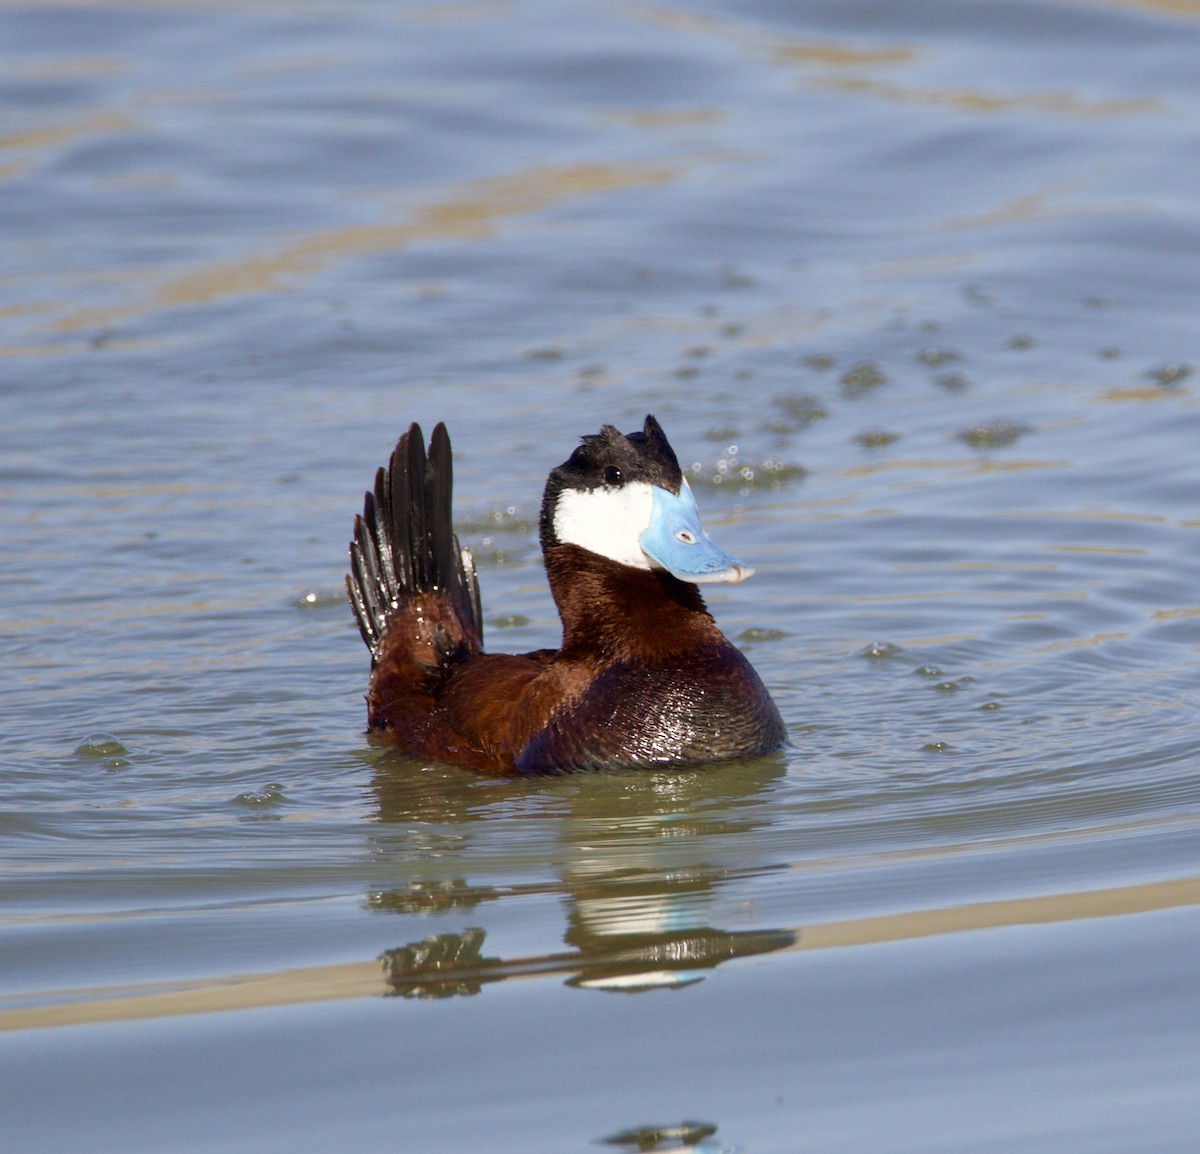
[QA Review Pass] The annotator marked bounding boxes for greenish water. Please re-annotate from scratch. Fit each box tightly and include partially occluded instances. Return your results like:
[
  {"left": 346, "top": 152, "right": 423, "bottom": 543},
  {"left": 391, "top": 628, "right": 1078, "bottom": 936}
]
[{"left": 3, "top": 2, "right": 1199, "bottom": 1151}]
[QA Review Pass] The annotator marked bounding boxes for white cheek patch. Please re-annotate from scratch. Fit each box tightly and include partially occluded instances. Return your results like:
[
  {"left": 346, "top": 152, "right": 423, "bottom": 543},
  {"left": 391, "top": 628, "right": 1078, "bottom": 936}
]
[{"left": 552, "top": 481, "right": 655, "bottom": 569}]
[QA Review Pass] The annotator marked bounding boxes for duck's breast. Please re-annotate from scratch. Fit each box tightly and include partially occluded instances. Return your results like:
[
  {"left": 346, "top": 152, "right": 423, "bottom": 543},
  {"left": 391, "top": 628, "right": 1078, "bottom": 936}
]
[{"left": 515, "top": 643, "right": 785, "bottom": 772}]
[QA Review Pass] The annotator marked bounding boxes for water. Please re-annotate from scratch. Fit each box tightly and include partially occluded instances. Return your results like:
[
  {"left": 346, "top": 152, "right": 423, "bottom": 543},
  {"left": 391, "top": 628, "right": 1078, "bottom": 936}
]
[{"left": 3, "top": 1, "right": 1200, "bottom": 1150}]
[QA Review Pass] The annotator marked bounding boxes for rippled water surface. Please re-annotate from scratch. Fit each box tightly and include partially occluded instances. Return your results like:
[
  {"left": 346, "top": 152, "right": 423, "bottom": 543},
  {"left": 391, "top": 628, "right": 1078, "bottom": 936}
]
[{"left": 3, "top": 2, "right": 1200, "bottom": 1151}]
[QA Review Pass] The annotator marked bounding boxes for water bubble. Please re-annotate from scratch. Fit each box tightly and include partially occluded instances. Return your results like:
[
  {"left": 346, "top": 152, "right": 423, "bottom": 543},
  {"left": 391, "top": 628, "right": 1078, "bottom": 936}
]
[
  {"left": 739, "top": 627, "right": 788, "bottom": 643},
  {"left": 860, "top": 641, "right": 903, "bottom": 661},
  {"left": 689, "top": 454, "right": 805, "bottom": 489},
  {"left": 960, "top": 419, "right": 1030, "bottom": 449},
  {"left": 74, "top": 734, "right": 128, "bottom": 764},
  {"left": 916, "top": 346, "right": 961, "bottom": 367},
  {"left": 1149, "top": 362, "right": 1191, "bottom": 387},
  {"left": 768, "top": 463, "right": 808, "bottom": 487},
  {"left": 854, "top": 430, "right": 900, "bottom": 449},
  {"left": 489, "top": 614, "right": 530, "bottom": 629},
  {"left": 770, "top": 393, "right": 827, "bottom": 431},
  {"left": 839, "top": 361, "right": 887, "bottom": 398},
  {"left": 295, "top": 590, "right": 344, "bottom": 609},
  {"left": 235, "top": 782, "right": 284, "bottom": 807}
]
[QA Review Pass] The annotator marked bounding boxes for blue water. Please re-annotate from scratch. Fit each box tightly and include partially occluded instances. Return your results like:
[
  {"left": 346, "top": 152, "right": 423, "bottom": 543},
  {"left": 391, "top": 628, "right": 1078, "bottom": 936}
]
[{"left": 3, "top": 2, "right": 1200, "bottom": 1151}]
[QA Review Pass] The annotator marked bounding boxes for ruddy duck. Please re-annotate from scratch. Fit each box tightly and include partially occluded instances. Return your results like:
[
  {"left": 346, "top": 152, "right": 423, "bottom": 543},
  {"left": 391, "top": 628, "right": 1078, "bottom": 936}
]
[{"left": 347, "top": 416, "right": 785, "bottom": 772}]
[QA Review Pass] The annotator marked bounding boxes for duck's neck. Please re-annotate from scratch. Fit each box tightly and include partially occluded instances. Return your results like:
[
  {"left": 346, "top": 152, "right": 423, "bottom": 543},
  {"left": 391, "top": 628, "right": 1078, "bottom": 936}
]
[{"left": 544, "top": 543, "right": 719, "bottom": 663}]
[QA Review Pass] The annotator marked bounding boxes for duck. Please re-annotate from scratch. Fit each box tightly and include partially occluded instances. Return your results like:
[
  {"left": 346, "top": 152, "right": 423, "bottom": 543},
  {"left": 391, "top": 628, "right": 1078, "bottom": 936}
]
[{"left": 346, "top": 415, "right": 786, "bottom": 773}]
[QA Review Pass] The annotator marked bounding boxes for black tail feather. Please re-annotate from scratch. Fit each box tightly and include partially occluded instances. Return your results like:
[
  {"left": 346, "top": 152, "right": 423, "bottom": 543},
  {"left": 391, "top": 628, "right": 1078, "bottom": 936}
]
[{"left": 346, "top": 422, "right": 483, "bottom": 661}]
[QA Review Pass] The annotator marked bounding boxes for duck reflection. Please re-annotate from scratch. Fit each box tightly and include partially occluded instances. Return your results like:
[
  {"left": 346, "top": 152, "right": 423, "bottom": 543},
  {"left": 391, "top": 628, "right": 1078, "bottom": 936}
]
[
  {"left": 365, "top": 747, "right": 795, "bottom": 998},
  {"left": 597, "top": 1120, "right": 728, "bottom": 1153}
]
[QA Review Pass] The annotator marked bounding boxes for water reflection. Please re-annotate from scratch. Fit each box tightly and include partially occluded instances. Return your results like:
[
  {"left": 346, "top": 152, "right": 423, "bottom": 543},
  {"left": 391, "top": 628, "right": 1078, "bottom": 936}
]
[
  {"left": 598, "top": 1120, "right": 729, "bottom": 1153},
  {"left": 378, "top": 921, "right": 796, "bottom": 999},
  {"left": 369, "top": 751, "right": 796, "bottom": 997}
]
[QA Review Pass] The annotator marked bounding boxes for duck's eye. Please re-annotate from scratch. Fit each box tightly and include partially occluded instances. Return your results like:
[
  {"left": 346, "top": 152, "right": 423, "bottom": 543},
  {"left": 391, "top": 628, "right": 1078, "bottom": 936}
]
[
  {"left": 603, "top": 465, "right": 623, "bottom": 485},
  {"left": 675, "top": 529, "right": 697, "bottom": 545}
]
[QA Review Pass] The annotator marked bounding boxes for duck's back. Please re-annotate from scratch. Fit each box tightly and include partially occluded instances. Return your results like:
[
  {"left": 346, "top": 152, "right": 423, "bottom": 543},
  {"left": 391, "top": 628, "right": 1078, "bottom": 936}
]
[{"left": 514, "top": 641, "right": 785, "bottom": 772}]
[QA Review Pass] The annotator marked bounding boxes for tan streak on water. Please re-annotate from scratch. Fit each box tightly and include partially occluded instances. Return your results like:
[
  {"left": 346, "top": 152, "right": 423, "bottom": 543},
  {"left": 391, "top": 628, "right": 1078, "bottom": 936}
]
[
  {"left": 43, "top": 159, "right": 685, "bottom": 336},
  {"left": 627, "top": 2, "right": 916, "bottom": 68},
  {"left": 812, "top": 75, "right": 1157, "bottom": 119},
  {"left": 1067, "top": 0, "right": 1200, "bottom": 21},
  {"left": 628, "top": 4, "right": 1159, "bottom": 118}
]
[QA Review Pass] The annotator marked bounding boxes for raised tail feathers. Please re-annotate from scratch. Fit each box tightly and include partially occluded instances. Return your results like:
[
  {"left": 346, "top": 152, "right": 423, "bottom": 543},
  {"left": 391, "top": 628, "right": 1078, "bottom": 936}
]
[{"left": 346, "top": 422, "right": 483, "bottom": 664}]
